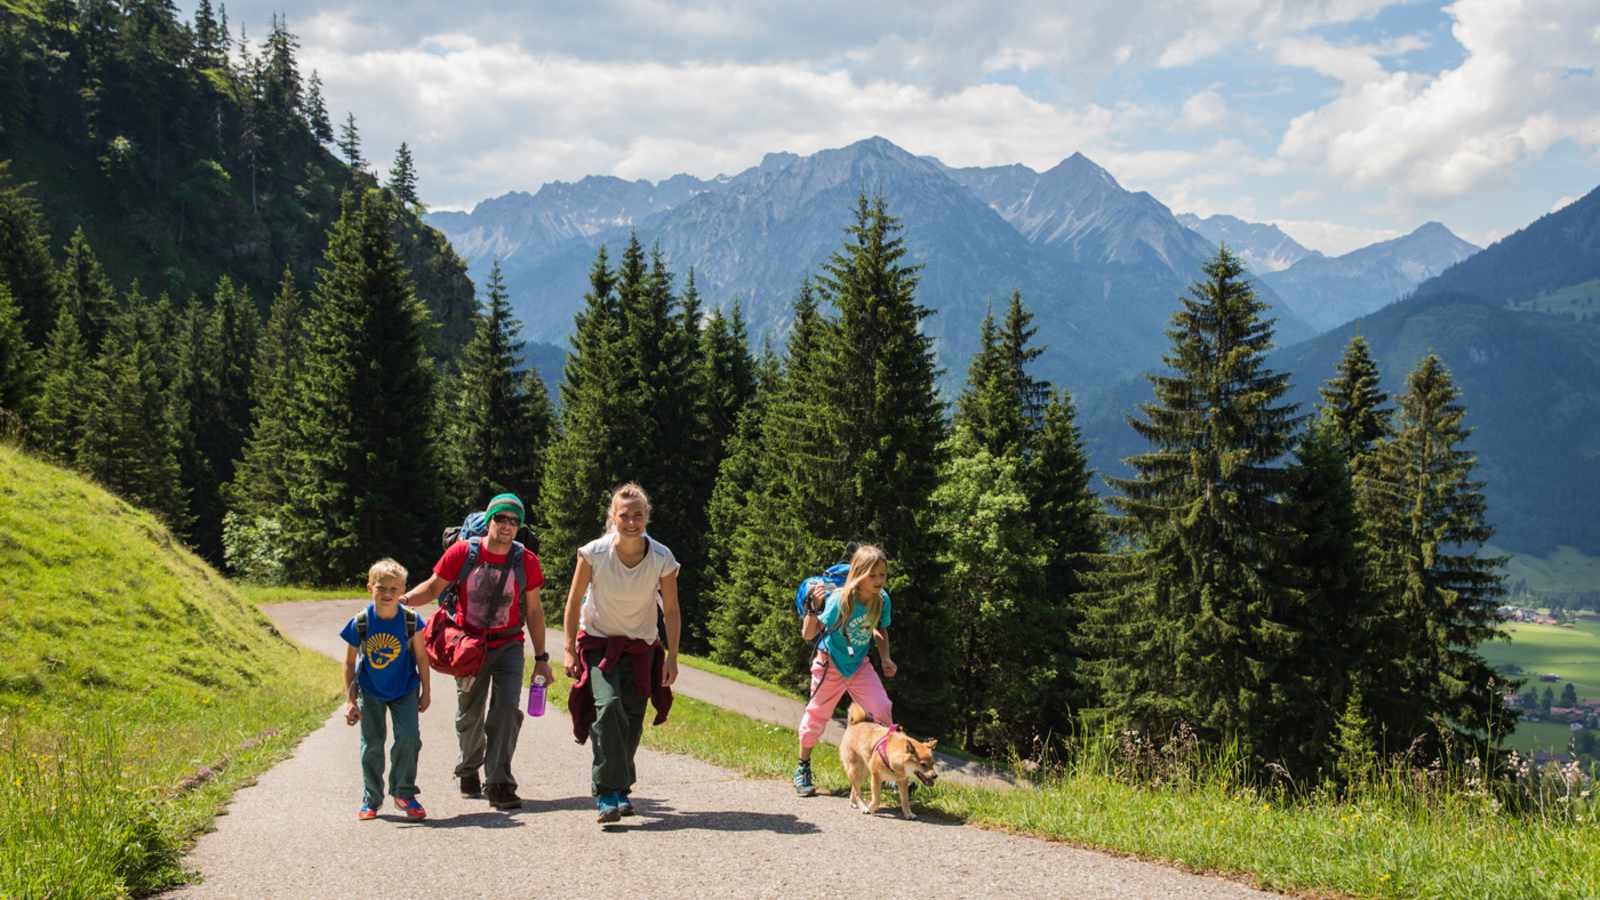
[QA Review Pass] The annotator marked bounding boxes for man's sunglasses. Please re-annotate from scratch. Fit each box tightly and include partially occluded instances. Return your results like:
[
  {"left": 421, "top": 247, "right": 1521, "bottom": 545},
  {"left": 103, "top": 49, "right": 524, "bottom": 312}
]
[{"left": 491, "top": 514, "right": 521, "bottom": 526}]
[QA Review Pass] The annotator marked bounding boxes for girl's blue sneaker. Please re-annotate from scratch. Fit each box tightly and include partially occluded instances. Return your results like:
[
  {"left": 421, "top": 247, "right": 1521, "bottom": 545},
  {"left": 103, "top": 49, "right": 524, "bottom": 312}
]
[
  {"left": 595, "top": 792, "right": 622, "bottom": 824},
  {"left": 618, "top": 791, "right": 635, "bottom": 817}
]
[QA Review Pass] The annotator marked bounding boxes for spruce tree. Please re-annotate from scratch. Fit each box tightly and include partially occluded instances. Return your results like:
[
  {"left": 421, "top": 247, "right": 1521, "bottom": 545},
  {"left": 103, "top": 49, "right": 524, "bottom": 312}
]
[
  {"left": 707, "top": 280, "right": 843, "bottom": 685},
  {"left": 76, "top": 320, "right": 188, "bottom": 529},
  {"left": 33, "top": 306, "right": 92, "bottom": 463},
  {"left": 388, "top": 142, "right": 420, "bottom": 209},
  {"left": 224, "top": 268, "right": 304, "bottom": 580},
  {"left": 192, "top": 0, "right": 223, "bottom": 68},
  {"left": 1358, "top": 354, "right": 1512, "bottom": 754},
  {"left": 56, "top": 227, "right": 116, "bottom": 355},
  {"left": 539, "top": 245, "right": 632, "bottom": 611},
  {"left": 305, "top": 69, "right": 333, "bottom": 143},
  {"left": 0, "top": 282, "right": 41, "bottom": 424},
  {"left": 1079, "top": 247, "right": 1303, "bottom": 762},
  {"left": 811, "top": 195, "right": 954, "bottom": 733},
  {"left": 1320, "top": 334, "right": 1390, "bottom": 476},
  {"left": 448, "top": 260, "right": 550, "bottom": 513},
  {"left": 337, "top": 111, "right": 364, "bottom": 174},
  {"left": 280, "top": 190, "right": 442, "bottom": 582},
  {"left": 0, "top": 162, "right": 62, "bottom": 347}
]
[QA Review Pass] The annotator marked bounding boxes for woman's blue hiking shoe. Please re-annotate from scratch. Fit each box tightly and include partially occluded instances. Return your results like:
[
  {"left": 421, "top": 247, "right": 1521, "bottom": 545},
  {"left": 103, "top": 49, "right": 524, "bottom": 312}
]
[
  {"left": 793, "top": 760, "right": 816, "bottom": 797},
  {"left": 596, "top": 792, "right": 622, "bottom": 824}
]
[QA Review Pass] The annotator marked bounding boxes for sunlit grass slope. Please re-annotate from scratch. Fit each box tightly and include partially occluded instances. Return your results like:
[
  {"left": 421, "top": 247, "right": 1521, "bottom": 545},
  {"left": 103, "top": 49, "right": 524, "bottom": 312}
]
[{"left": 0, "top": 445, "right": 340, "bottom": 898}]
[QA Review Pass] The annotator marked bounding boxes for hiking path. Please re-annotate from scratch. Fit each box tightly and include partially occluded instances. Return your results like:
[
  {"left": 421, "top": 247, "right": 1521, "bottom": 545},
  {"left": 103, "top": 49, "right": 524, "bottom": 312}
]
[{"left": 169, "top": 598, "right": 1273, "bottom": 899}]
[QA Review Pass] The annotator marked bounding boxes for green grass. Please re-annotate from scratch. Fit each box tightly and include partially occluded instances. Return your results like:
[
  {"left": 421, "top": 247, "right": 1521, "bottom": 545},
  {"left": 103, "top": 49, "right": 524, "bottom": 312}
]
[
  {"left": 1482, "top": 621, "right": 1600, "bottom": 699},
  {"left": 676, "top": 651, "right": 804, "bottom": 701},
  {"left": 0, "top": 446, "right": 340, "bottom": 898},
  {"left": 236, "top": 583, "right": 363, "bottom": 605},
  {"left": 1512, "top": 279, "right": 1600, "bottom": 321},
  {"left": 1494, "top": 544, "right": 1600, "bottom": 597},
  {"left": 534, "top": 664, "right": 1600, "bottom": 898}
]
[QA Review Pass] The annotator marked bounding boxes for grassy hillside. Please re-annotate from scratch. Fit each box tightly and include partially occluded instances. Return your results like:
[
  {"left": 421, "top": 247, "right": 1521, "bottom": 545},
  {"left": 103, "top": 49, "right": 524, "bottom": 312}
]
[{"left": 0, "top": 444, "right": 339, "bottom": 897}]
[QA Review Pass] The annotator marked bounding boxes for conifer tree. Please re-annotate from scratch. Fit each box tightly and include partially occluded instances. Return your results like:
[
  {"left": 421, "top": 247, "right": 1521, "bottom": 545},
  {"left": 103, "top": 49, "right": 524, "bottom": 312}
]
[
  {"left": 76, "top": 319, "right": 188, "bottom": 529},
  {"left": 192, "top": 0, "right": 223, "bottom": 68},
  {"left": 1275, "top": 412, "right": 1374, "bottom": 774},
  {"left": 448, "top": 260, "right": 550, "bottom": 513},
  {"left": 337, "top": 112, "right": 364, "bottom": 174},
  {"left": 0, "top": 282, "right": 41, "bottom": 423},
  {"left": 56, "top": 227, "right": 116, "bottom": 354},
  {"left": 539, "top": 246, "right": 633, "bottom": 610},
  {"left": 697, "top": 294, "right": 756, "bottom": 490},
  {"left": 33, "top": 306, "right": 91, "bottom": 462},
  {"left": 305, "top": 69, "right": 333, "bottom": 143},
  {"left": 1079, "top": 247, "right": 1303, "bottom": 763},
  {"left": 1357, "top": 354, "right": 1512, "bottom": 753},
  {"left": 707, "top": 280, "right": 842, "bottom": 683},
  {"left": 0, "top": 162, "right": 63, "bottom": 347},
  {"left": 280, "top": 190, "right": 442, "bottom": 582},
  {"left": 224, "top": 268, "right": 304, "bottom": 580},
  {"left": 812, "top": 196, "right": 954, "bottom": 732},
  {"left": 1320, "top": 334, "right": 1390, "bottom": 475},
  {"left": 388, "top": 142, "right": 420, "bottom": 209}
]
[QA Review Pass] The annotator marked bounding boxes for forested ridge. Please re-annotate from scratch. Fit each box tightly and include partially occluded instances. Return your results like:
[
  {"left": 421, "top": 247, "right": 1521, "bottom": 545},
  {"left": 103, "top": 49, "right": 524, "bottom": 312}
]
[{"left": 0, "top": 1, "right": 1516, "bottom": 785}]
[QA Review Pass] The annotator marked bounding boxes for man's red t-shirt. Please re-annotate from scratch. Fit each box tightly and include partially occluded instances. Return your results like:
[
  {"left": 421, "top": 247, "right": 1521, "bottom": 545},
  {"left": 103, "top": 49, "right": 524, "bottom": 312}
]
[
  {"left": 433, "top": 541, "right": 545, "bottom": 643},
  {"left": 433, "top": 540, "right": 544, "bottom": 589}
]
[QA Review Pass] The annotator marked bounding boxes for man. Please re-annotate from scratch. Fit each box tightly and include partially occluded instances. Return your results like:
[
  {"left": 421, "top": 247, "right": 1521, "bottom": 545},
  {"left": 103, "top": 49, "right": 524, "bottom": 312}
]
[{"left": 401, "top": 493, "right": 553, "bottom": 809}]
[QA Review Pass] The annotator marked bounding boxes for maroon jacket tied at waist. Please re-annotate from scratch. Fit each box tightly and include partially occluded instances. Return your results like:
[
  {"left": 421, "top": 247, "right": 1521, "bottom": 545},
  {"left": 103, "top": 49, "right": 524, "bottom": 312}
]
[{"left": 568, "top": 631, "right": 673, "bottom": 744}]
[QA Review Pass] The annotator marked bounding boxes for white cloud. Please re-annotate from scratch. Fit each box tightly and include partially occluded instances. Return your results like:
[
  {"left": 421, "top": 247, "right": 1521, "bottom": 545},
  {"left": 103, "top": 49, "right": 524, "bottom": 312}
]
[
  {"left": 305, "top": 37, "right": 1160, "bottom": 208},
  {"left": 1276, "top": 0, "right": 1600, "bottom": 204},
  {"left": 1180, "top": 90, "right": 1229, "bottom": 129},
  {"left": 1551, "top": 195, "right": 1578, "bottom": 213},
  {"left": 1272, "top": 218, "right": 1402, "bottom": 256}
]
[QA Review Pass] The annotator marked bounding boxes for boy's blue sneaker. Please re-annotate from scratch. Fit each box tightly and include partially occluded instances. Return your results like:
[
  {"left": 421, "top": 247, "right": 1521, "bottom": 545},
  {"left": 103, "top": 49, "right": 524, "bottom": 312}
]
[
  {"left": 392, "top": 796, "right": 426, "bottom": 820},
  {"left": 595, "top": 792, "right": 622, "bottom": 824},
  {"left": 618, "top": 791, "right": 635, "bottom": 817},
  {"left": 793, "top": 760, "right": 816, "bottom": 797}
]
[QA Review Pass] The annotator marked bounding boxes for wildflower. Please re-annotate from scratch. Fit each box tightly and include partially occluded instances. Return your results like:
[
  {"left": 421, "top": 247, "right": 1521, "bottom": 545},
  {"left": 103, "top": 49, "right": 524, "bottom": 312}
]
[{"left": 1380, "top": 874, "right": 1392, "bottom": 883}]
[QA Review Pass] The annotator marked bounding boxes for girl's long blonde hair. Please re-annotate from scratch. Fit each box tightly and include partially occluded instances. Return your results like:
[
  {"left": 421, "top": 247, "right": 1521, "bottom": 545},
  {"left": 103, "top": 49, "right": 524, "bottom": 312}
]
[{"left": 837, "top": 544, "right": 888, "bottom": 632}]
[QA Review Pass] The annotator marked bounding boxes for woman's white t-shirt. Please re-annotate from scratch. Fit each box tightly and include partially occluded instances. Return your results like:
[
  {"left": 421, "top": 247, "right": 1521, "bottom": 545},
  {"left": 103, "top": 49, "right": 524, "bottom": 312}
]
[{"left": 578, "top": 532, "right": 679, "bottom": 642}]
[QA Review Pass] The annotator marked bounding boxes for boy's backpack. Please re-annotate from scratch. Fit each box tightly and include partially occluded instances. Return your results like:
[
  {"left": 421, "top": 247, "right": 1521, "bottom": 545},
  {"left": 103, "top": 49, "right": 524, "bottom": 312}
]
[{"left": 355, "top": 607, "right": 421, "bottom": 660}]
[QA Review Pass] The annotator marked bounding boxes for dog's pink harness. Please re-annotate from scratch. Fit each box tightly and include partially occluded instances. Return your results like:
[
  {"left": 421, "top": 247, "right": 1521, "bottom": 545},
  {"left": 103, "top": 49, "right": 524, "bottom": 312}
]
[{"left": 873, "top": 724, "right": 901, "bottom": 767}]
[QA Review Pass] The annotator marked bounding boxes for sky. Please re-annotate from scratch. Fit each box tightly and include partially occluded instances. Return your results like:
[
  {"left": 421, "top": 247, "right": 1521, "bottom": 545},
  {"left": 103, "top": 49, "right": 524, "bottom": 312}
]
[{"left": 192, "top": 0, "right": 1599, "bottom": 255}]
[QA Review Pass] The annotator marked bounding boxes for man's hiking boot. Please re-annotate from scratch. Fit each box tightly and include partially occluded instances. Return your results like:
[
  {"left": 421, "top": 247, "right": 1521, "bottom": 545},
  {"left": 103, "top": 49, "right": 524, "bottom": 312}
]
[
  {"left": 459, "top": 771, "right": 482, "bottom": 798},
  {"left": 485, "top": 783, "right": 523, "bottom": 810},
  {"left": 793, "top": 760, "right": 816, "bottom": 797},
  {"left": 618, "top": 791, "right": 635, "bottom": 817},
  {"left": 595, "top": 792, "right": 622, "bottom": 824}
]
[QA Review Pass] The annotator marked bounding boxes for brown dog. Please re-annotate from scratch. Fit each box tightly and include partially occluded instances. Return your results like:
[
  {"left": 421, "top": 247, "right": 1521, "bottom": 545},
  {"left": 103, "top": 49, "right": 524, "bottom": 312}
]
[{"left": 838, "top": 704, "right": 938, "bottom": 818}]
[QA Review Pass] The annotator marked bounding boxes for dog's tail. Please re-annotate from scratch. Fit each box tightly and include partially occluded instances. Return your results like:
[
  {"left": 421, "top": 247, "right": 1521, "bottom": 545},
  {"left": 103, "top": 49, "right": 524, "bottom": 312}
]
[{"left": 847, "top": 704, "right": 872, "bottom": 726}]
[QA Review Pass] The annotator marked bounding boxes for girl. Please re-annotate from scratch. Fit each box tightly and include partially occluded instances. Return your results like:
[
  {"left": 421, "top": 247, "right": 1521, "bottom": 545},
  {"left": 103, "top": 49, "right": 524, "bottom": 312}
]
[
  {"left": 793, "top": 544, "right": 897, "bottom": 797},
  {"left": 562, "top": 483, "right": 681, "bottom": 824}
]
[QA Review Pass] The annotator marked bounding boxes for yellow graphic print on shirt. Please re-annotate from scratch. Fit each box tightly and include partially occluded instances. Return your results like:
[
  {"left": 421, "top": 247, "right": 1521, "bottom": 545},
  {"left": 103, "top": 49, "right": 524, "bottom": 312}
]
[
  {"left": 846, "top": 612, "right": 874, "bottom": 650},
  {"left": 363, "top": 632, "right": 403, "bottom": 670}
]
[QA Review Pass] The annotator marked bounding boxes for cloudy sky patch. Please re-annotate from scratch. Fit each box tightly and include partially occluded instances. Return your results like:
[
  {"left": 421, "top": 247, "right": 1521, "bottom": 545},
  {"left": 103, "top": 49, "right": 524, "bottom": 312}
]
[{"left": 193, "top": 0, "right": 1599, "bottom": 256}]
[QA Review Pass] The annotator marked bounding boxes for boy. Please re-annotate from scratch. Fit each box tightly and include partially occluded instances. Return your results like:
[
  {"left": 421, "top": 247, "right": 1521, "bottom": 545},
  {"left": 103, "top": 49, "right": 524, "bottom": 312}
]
[{"left": 342, "top": 558, "right": 432, "bottom": 820}]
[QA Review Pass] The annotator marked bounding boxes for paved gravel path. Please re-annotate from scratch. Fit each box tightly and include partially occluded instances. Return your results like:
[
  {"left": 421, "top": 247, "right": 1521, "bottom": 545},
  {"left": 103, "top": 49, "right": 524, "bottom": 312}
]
[{"left": 170, "top": 599, "right": 1275, "bottom": 899}]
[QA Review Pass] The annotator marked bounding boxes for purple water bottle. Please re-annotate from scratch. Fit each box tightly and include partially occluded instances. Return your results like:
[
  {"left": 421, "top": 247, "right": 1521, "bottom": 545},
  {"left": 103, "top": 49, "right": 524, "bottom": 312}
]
[{"left": 526, "top": 675, "right": 547, "bottom": 717}]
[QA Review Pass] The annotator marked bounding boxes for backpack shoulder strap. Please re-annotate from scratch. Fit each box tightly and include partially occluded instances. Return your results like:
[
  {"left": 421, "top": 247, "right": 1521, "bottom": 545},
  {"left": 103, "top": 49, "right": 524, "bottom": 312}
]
[
  {"left": 508, "top": 542, "right": 527, "bottom": 593},
  {"left": 403, "top": 608, "right": 419, "bottom": 639},
  {"left": 355, "top": 609, "right": 369, "bottom": 655}
]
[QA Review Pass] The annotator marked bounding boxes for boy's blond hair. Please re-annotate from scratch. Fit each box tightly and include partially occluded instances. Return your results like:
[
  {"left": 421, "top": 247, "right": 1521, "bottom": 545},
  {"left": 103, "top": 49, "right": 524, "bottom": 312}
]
[{"left": 367, "top": 558, "right": 407, "bottom": 586}]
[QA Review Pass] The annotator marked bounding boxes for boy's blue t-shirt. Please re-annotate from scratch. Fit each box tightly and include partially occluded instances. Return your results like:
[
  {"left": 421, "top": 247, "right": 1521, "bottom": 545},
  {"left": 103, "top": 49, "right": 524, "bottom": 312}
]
[
  {"left": 339, "top": 603, "right": 422, "bottom": 701},
  {"left": 817, "top": 588, "right": 891, "bottom": 679}
]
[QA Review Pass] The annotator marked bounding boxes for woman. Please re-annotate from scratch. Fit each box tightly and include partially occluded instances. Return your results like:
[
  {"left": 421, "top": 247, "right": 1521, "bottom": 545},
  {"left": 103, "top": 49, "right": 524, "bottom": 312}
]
[{"left": 562, "top": 482, "right": 680, "bottom": 824}]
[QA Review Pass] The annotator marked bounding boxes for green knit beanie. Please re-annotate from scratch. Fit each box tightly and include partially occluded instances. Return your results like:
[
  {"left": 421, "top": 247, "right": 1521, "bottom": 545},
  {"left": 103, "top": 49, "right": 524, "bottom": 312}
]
[{"left": 485, "top": 492, "right": 525, "bottom": 525}]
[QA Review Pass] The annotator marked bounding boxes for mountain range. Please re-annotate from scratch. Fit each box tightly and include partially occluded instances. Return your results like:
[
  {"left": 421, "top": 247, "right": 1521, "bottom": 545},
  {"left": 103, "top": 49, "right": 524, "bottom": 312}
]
[
  {"left": 1084, "top": 184, "right": 1600, "bottom": 557},
  {"left": 427, "top": 137, "right": 1315, "bottom": 392},
  {"left": 1179, "top": 215, "right": 1480, "bottom": 332}
]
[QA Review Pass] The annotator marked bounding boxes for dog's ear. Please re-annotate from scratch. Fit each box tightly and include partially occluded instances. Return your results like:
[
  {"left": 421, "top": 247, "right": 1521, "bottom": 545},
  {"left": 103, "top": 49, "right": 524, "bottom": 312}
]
[{"left": 924, "top": 739, "right": 937, "bottom": 750}]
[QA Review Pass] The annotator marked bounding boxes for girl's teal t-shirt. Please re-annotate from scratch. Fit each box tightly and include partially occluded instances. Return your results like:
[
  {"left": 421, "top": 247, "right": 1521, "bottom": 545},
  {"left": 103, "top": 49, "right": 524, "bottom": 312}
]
[{"left": 817, "top": 587, "right": 891, "bottom": 678}]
